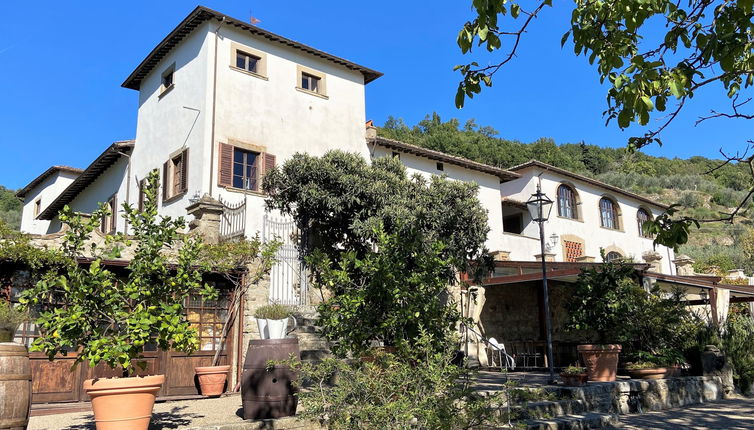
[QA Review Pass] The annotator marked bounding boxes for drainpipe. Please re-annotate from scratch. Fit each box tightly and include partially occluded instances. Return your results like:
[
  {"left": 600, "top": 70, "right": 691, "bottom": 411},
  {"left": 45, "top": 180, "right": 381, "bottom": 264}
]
[
  {"left": 208, "top": 17, "right": 226, "bottom": 197},
  {"left": 116, "top": 149, "right": 132, "bottom": 235}
]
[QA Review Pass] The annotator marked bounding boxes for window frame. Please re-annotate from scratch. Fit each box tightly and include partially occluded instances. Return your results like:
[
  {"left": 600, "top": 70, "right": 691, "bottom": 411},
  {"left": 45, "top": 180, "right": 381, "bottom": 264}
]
[
  {"left": 556, "top": 184, "right": 579, "bottom": 220},
  {"left": 159, "top": 63, "right": 175, "bottom": 98},
  {"left": 295, "top": 65, "right": 328, "bottom": 98},
  {"left": 599, "top": 197, "right": 621, "bottom": 230},
  {"left": 33, "top": 198, "right": 41, "bottom": 217},
  {"left": 163, "top": 149, "right": 189, "bottom": 203},
  {"left": 217, "top": 140, "right": 276, "bottom": 195},
  {"left": 637, "top": 208, "right": 653, "bottom": 238},
  {"left": 229, "top": 42, "right": 268, "bottom": 79},
  {"left": 232, "top": 147, "right": 260, "bottom": 191},
  {"left": 605, "top": 251, "right": 623, "bottom": 262},
  {"left": 101, "top": 193, "right": 117, "bottom": 234}
]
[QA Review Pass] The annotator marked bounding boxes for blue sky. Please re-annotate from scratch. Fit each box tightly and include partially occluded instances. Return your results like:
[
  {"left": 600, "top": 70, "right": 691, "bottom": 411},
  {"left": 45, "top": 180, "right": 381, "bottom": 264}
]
[{"left": 1, "top": 1, "right": 750, "bottom": 190}]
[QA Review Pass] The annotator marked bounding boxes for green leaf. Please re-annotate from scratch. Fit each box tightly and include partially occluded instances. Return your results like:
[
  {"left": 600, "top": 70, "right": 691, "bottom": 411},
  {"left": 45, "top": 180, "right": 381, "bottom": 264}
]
[{"left": 640, "top": 96, "right": 654, "bottom": 111}]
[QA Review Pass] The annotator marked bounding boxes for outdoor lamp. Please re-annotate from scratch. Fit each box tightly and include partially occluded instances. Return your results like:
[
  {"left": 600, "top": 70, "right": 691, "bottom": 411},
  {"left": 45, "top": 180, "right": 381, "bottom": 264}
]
[{"left": 526, "top": 184, "right": 554, "bottom": 223}]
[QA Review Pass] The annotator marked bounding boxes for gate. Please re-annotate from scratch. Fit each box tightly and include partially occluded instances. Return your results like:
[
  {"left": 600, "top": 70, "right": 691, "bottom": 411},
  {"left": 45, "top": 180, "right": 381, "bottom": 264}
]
[
  {"left": 219, "top": 196, "right": 246, "bottom": 241},
  {"left": 262, "top": 214, "right": 309, "bottom": 305}
]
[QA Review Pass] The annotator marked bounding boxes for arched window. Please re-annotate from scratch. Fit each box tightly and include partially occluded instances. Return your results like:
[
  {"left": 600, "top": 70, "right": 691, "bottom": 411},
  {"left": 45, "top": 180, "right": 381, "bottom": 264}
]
[
  {"left": 637, "top": 208, "right": 652, "bottom": 238},
  {"left": 606, "top": 251, "right": 623, "bottom": 262},
  {"left": 599, "top": 197, "right": 619, "bottom": 229},
  {"left": 557, "top": 185, "right": 578, "bottom": 219}
]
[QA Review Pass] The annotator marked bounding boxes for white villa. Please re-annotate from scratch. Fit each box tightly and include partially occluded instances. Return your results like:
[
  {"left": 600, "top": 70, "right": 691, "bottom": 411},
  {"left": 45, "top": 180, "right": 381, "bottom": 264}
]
[{"left": 15, "top": 5, "right": 754, "bottom": 400}]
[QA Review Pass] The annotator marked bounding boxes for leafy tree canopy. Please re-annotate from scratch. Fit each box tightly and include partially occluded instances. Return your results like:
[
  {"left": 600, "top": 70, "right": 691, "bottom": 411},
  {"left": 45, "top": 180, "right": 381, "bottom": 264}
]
[{"left": 263, "top": 150, "right": 490, "bottom": 274}]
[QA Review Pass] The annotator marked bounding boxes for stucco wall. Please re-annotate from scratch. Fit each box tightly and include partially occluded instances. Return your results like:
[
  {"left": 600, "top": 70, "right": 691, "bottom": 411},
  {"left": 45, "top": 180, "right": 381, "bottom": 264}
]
[
  {"left": 371, "top": 146, "right": 506, "bottom": 253},
  {"left": 131, "top": 22, "right": 213, "bottom": 222},
  {"left": 499, "top": 169, "right": 675, "bottom": 273},
  {"left": 19, "top": 171, "right": 79, "bottom": 235},
  {"left": 48, "top": 158, "right": 129, "bottom": 233}
]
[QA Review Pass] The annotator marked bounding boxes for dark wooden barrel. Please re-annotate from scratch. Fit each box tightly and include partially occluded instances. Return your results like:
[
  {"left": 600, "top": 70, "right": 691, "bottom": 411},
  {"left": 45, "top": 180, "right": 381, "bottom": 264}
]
[
  {"left": 0, "top": 343, "right": 32, "bottom": 430},
  {"left": 241, "top": 338, "right": 300, "bottom": 420}
]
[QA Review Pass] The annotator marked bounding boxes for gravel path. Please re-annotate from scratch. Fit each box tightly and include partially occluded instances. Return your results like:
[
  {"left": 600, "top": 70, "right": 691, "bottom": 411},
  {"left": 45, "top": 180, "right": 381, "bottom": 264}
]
[
  {"left": 613, "top": 397, "right": 754, "bottom": 429},
  {"left": 29, "top": 394, "right": 248, "bottom": 430}
]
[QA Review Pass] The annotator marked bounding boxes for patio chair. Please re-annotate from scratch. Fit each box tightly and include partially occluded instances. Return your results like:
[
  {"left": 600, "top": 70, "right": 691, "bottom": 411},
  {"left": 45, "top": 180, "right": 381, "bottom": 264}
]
[{"left": 487, "top": 337, "right": 516, "bottom": 372}]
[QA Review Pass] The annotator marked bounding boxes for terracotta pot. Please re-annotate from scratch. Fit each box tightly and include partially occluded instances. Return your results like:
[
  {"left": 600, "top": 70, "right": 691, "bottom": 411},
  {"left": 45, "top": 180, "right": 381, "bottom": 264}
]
[
  {"left": 83, "top": 374, "right": 165, "bottom": 430},
  {"left": 560, "top": 372, "right": 588, "bottom": 386},
  {"left": 577, "top": 344, "right": 621, "bottom": 382},
  {"left": 195, "top": 365, "right": 230, "bottom": 397},
  {"left": 627, "top": 367, "right": 668, "bottom": 380}
]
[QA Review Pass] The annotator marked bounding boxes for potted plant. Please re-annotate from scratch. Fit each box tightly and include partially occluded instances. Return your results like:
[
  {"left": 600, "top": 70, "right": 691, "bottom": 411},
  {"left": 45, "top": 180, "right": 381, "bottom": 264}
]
[
  {"left": 195, "top": 238, "right": 281, "bottom": 397},
  {"left": 566, "top": 254, "right": 637, "bottom": 382},
  {"left": 0, "top": 301, "right": 26, "bottom": 342},
  {"left": 254, "top": 303, "right": 296, "bottom": 339},
  {"left": 559, "top": 365, "right": 588, "bottom": 386},
  {"left": 20, "top": 171, "right": 216, "bottom": 430},
  {"left": 625, "top": 361, "right": 668, "bottom": 380},
  {"left": 0, "top": 301, "right": 32, "bottom": 430}
]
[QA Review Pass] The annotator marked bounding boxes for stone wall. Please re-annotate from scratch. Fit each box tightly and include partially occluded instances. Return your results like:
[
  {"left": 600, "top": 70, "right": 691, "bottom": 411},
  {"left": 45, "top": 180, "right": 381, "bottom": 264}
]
[{"left": 478, "top": 281, "right": 584, "bottom": 343}]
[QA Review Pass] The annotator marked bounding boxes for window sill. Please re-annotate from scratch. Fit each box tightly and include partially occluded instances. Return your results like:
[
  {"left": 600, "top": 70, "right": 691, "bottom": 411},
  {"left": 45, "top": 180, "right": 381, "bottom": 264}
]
[
  {"left": 556, "top": 215, "right": 584, "bottom": 223},
  {"left": 599, "top": 226, "right": 625, "bottom": 233},
  {"left": 158, "top": 83, "right": 175, "bottom": 99},
  {"left": 223, "top": 186, "right": 266, "bottom": 197},
  {"left": 229, "top": 66, "right": 268, "bottom": 81},
  {"left": 295, "top": 87, "right": 328, "bottom": 99},
  {"left": 502, "top": 232, "right": 539, "bottom": 241},
  {"left": 162, "top": 191, "right": 187, "bottom": 205}
]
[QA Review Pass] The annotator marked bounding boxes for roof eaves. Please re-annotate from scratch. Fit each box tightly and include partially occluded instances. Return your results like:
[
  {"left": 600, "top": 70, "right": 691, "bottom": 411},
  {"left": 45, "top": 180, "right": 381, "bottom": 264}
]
[
  {"left": 38, "top": 141, "right": 135, "bottom": 220},
  {"left": 16, "top": 166, "right": 84, "bottom": 198},
  {"left": 509, "top": 160, "right": 670, "bottom": 210},
  {"left": 122, "top": 6, "right": 383, "bottom": 90},
  {"left": 369, "top": 136, "right": 519, "bottom": 181}
]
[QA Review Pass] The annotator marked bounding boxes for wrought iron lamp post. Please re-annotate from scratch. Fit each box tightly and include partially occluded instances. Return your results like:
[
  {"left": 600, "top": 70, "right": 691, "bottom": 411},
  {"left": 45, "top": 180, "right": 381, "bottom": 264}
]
[{"left": 526, "top": 181, "right": 556, "bottom": 384}]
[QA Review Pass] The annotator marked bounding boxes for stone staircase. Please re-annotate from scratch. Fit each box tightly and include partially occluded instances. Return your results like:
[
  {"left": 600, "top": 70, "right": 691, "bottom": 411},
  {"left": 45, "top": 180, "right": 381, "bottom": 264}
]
[
  {"left": 513, "top": 374, "right": 733, "bottom": 429},
  {"left": 291, "top": 311, "right": 332, "bottom": 363}
]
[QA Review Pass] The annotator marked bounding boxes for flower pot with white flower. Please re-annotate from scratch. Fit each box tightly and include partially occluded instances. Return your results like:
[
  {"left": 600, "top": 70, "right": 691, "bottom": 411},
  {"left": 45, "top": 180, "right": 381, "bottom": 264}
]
[{"left": 254, "top": 304, "right": 296, "bottom": 339}]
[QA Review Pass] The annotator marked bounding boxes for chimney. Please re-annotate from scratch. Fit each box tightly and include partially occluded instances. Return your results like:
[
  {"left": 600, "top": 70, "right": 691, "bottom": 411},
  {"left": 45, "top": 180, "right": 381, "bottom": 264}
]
[{"left": 365, "top": 120, "right": 377, "bottom": 139}]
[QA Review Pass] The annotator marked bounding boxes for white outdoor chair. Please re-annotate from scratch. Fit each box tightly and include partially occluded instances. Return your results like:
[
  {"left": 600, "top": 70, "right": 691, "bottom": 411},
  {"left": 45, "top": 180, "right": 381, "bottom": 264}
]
[{"left": 487, "top": 337, "right": 516, "bottom": 371}]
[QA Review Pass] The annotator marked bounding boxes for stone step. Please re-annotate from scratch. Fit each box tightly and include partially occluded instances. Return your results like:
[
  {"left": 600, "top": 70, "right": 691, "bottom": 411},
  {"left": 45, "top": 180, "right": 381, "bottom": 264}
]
[
  {"left": 522, "top": 400, "right": 589, "bottom": 420},
  {"left": 293, "top": 325, "right": 320, "bottom": 334},
  {"left": 526, "top": 412, "right": 619, "bottom": 430}
]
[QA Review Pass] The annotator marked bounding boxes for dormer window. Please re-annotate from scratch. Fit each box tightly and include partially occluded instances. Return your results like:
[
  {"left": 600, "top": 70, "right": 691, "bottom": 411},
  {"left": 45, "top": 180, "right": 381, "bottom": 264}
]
[{"left": 236, "top": 51, "right": 260, "bottom": 74}]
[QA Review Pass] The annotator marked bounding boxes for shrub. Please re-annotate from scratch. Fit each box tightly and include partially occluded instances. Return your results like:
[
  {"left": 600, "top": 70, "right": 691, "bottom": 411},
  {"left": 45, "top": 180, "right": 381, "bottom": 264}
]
[
  {"left": 723, "top": 314, "right": 754, "bottom": 393},
  {"left": 254, "top": 303, "right": 291, "bottom": 320},
  {"left": 20, "top": 171, "right": 217, "bottom": 375},
  {"left": 285, "top": 330, "right": 511, "bottom": 430},
  {"left": 561, "top": 365, "right": 586, "bottom": 375},
  {"left": 310, "top": 227, "right": 459, "bottom": 357},
  {"left": 565, "top": 257, "right": 639, "bottom": 344}
]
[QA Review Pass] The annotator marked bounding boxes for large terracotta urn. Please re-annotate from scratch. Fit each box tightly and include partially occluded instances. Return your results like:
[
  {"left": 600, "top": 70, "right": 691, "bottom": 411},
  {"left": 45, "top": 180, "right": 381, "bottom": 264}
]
[
  {"left": 577, "top": 344, "right": 621, "bottom": 382},
  {"left": 83, "top": 374, "right": 165, "bottom": 430}
]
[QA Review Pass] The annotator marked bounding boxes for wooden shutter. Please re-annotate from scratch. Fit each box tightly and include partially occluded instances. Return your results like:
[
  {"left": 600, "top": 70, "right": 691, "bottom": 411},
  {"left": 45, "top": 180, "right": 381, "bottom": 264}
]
[
  {"left": 162, "top": 161, "right": 169, "bottom": 201},
  {"left": 218, "top": 143, "right": 233, "bottom": 188},
  {"left": 260, "top": 153, "right": 276, "bottom": 191},
  {"left": 180, "top": 149, "right": 189, "bottom": 193},
  {"left": 109, "top": 195, "right": 117, "bottom": 234}
]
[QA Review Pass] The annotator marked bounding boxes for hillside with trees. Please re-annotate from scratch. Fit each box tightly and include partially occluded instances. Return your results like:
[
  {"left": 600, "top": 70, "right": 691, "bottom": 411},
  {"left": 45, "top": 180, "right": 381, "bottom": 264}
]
[
  {"left": 379, "top": 113, "right": 754, "bottom": 275},
  {"left": 0, "top": 186, "right": 21, "bottom": 230}
]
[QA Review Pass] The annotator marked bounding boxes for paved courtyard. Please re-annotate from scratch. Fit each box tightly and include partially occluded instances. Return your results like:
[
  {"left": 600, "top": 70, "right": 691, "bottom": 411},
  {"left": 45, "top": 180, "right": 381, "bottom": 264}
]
[{"left": 612, "top": 397, "right": 754, "bottom": 429}]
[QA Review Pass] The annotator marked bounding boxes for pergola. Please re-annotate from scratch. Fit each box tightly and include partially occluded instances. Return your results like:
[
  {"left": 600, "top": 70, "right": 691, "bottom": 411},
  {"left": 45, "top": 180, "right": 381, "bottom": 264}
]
[{"left": 460, "top": 260, "right": 754, "bottom": 368}]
